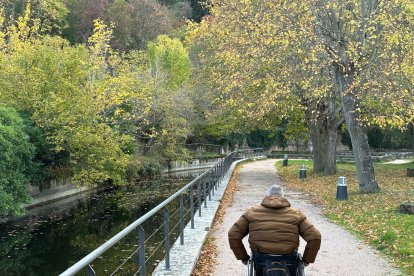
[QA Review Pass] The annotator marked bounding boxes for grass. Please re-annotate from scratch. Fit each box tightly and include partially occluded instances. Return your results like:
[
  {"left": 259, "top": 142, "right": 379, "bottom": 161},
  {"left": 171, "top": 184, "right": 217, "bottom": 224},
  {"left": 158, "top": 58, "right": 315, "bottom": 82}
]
[{"left": 276, "top": 160, "right": 414, "bottom": 275}]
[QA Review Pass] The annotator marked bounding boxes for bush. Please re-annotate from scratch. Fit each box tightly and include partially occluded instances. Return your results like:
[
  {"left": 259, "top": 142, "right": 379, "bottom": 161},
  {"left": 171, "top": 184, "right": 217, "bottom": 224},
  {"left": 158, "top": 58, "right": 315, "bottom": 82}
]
[
  {"left": 126, "top": 155, "right": 162, "bottom": 182},
  {"left": 0, "top": 106, "right": 36, "bottom": 219},
  {"left": 20, "top": 112, "right": 54, "bottom": 185}
]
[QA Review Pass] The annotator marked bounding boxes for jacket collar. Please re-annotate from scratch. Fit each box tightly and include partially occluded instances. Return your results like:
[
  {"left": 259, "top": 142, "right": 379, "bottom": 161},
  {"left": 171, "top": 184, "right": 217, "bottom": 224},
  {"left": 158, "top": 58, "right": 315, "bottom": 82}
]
[{"left": 261, "top": 196, "right": 291, "bottom": 209}]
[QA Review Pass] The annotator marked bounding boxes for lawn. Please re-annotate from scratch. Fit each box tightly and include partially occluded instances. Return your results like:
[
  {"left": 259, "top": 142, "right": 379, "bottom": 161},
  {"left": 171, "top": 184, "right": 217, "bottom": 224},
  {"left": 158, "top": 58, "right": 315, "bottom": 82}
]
[{"left": 275, "top": 159, "right": 414, "bottom": 275}]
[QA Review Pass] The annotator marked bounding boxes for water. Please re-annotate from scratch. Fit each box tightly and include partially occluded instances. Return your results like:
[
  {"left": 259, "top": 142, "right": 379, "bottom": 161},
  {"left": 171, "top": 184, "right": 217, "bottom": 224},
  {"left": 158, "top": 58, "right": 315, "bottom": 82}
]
[{"left": 0, "top": 172, "right": 202, "bottom": 276}]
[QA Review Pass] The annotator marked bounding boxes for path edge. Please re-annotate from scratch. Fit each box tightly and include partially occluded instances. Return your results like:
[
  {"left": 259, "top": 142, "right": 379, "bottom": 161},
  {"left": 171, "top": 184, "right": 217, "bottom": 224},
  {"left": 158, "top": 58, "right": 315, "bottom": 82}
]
[{"left": 152, "top": 157, "right": 266, "bottom": 276}]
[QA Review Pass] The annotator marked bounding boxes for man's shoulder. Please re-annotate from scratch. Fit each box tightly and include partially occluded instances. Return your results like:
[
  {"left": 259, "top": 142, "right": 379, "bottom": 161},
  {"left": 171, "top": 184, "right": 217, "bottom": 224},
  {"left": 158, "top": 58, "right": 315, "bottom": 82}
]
[
  {"left": 287, "top": 205, "right": 301, "bottom": 212},
  {"left": 247, "top": 203, "right": 263, "bottom": 212},
  {"left": 287, "top": 206, "right": 308, "bottom": 222}
]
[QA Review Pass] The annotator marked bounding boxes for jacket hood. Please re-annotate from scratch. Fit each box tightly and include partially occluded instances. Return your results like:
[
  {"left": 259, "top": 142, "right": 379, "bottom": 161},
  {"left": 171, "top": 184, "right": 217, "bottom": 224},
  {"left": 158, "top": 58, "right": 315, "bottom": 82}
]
[{"left": 261, "top": 196, "right": 291, "bottom": 209}]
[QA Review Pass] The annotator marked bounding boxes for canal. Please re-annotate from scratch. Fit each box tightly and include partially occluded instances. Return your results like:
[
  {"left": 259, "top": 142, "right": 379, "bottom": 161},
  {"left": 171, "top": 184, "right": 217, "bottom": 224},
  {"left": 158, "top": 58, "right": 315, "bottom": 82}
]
[{"left": 0, "top": 170, "right": 204, "bottom": 275}]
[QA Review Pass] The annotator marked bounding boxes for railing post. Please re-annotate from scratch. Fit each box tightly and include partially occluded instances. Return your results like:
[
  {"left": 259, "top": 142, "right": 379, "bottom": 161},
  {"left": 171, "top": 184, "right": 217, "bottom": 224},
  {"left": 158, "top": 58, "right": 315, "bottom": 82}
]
[
  {"left": 163, "top": 207, "right": 171, "bottom": 270},
  {"left": 190, "top": 185, "right": 194, "bottom": 229},
  {"left": 218, "top": 162, "right": 222, "bottom": 184},
  {"left": 214, "top": 167, "right": 218, "bottom": 190},
  {"left": 212, "top": 172, "right": 214, "bottom": 195},
  {"left": 179, "top": 195, "right": 184, "bottom": 245},
  {"left": 211, "top": 169, "right": 215, "bottom": 192},
  {"left": 203, "top": 176, "right": 207, "bottom": 208},
  {"left": 86, "top": 265, "right": 95, "bottom": 276},
  {"left": 214, "top": 166, "right": 217, "bottom": 187},
  {"left": 138, "top": 226, "right": 145, "bottom": 276},
  {"left": 197, "top": 180, "right": 202, "bottom": 216},
  {"left": 207, "top": 171, "right": 211, "bottom": 201}
]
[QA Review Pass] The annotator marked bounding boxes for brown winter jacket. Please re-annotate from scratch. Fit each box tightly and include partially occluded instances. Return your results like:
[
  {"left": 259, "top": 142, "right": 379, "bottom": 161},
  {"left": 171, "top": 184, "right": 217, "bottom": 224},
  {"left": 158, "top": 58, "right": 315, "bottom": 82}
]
[{"left": 228, "top": 196, "right": 321, "bottom": 264}]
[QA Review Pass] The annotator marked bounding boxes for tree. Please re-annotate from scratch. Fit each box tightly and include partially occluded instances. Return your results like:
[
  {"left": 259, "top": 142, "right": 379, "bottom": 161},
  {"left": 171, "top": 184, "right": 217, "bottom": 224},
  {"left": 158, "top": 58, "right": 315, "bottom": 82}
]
[
  {"left": 148, "top": 35, "right": 191, "bottom": 89},
  {"left": 63, "top": 0, "right": 107, "bottom": 44},
  {"left": 0, "top": 106, "right": 34, "bottom": 219},
  {"left": 0, "top": 0, "right": 68, "bottom": 34},
  {"left": 187, "top": 1, "right": 342, "bottom": 174},
  {"left": 189, "top": 1, "right": 414, "bottom": 192},
  {"left": 310, "top": 0, "right": 414, "bottom": 192},
  {"left": 0, "top": 13, "right": 136, "bottom": 186},
  {"left": 127, "top": 0, "right": 176, "bottom": 50},
  {"left": 144, "top": 35, "right": 193, "bottom": 163}
]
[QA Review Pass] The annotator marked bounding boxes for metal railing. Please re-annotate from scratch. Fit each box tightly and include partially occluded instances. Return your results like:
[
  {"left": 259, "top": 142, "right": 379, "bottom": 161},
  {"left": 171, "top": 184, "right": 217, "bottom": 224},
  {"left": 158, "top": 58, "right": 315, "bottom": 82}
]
[{"left": 59, "top": 149, "right": 264, "bottom": 276}]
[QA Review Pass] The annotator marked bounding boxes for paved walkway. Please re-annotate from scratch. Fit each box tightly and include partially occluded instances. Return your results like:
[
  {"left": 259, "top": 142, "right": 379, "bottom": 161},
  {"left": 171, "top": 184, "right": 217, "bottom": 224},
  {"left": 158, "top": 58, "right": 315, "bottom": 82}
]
[
  {"left": 211, "top": 159, "right": 402, "bottom": 276},
  {"left": 152, "top": 159, "right": 255, "bottom": 276}
]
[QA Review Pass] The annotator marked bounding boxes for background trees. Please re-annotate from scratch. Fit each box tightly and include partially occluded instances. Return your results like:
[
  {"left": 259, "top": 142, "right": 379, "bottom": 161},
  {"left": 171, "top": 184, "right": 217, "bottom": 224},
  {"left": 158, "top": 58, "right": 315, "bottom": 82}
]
[
  {"left": 0, "top": 4, "right": 195, "bottom": 189},
  {"left": 61, "top": 0, "right": 204, "bottom": 51},
  {"left": 0, "top": 0, "right": 68, "bottom": 34},
  {"left": 2, "top": 0, "right": 414, "bottom": 217},
  {"left": 188, "top": 0, "right": 414, "bottom": 192},
  {"left": 310, "top": 0, "right": 414, "bottom": 192}
]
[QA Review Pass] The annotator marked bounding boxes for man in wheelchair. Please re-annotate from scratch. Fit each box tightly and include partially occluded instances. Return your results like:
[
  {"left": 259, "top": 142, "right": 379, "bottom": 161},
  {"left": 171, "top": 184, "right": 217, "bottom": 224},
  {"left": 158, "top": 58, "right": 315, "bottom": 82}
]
[{"left": 228, "top": 185, "right": 321, "bottom": 275}]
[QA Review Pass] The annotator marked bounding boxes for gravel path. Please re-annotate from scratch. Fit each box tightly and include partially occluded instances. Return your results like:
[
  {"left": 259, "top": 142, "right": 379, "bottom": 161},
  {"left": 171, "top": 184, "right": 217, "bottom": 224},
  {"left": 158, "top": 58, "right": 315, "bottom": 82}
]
[{"left": 211, "top": 159, "right": 402, "bottom": 276}]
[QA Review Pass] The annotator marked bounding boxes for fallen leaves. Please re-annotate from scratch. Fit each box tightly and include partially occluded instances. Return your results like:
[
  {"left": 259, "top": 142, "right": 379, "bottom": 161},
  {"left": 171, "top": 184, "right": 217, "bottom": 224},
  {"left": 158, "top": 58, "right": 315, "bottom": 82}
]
[
  {"left": 277, "top": 160, "right": 414, "bottom": 275},
  {"left": 191, "top": 165, "right": 243, "bottom": 276}
]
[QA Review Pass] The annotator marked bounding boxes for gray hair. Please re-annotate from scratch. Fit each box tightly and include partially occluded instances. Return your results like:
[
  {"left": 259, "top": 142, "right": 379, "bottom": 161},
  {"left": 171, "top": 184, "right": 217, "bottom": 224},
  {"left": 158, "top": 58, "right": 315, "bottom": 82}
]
[{"left": 267, "top": 185, "right": 284, "bottom": 197}]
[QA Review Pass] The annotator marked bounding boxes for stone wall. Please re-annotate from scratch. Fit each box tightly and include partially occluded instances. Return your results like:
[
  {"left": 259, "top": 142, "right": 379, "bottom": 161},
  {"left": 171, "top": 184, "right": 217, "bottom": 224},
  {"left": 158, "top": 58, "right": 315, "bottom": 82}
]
[{"left": 26, "top": 179, "right": 95, "bottom": 209}]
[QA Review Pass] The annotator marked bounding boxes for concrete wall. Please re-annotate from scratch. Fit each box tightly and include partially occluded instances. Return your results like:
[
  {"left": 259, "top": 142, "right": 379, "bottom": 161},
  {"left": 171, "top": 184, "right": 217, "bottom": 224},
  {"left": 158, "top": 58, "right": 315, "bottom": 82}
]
[
  {"left": 270, "top": 139, "right": 350, "bottom": 152},
  {"left": 163, "top": 157, "right": 224, "bottom": 173},
  {"left": 25, "top": 179, "right": 95, "bottom": 209},
  {"left": 25, "top": 157, "right": 224, "bottom": 209}
]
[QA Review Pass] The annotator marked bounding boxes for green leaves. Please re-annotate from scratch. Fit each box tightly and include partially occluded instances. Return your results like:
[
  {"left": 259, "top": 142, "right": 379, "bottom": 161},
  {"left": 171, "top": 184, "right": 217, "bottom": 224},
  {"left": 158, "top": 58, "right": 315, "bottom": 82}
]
[
  {"left": 0, "top": 18, "right": 135, "bottom": 186},
  {"left": 145, "top": 35, "right": 193, "bottom": 162},
  {"left": 0, "top": 106, "right": 33, "bottom": 219},
  {"left": 148, "top": 35, "right": 190, "bottom": 89},
  {"left": 0, "top": 9, "right": 195, "bottom": 187}
]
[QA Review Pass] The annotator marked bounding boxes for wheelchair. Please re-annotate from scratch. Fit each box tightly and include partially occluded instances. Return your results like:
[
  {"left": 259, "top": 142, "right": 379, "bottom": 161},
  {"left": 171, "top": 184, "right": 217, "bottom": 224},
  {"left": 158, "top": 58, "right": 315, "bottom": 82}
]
[{"left": 245, "top": 251, "right": 306, "bottom": 276}]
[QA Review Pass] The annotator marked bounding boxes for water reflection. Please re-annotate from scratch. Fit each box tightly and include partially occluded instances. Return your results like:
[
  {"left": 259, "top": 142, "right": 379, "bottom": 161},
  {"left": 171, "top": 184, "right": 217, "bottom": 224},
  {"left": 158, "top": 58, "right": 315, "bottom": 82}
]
[{"left": 0, "top": 172, "right": 201, "bottom": 276}]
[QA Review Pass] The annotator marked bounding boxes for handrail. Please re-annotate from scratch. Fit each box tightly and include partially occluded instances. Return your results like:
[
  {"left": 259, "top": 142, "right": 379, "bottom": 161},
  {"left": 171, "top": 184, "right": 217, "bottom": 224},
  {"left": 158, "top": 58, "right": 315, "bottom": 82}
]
[{"left": 60, "top": 148, "right": 264, "bottom": 276}]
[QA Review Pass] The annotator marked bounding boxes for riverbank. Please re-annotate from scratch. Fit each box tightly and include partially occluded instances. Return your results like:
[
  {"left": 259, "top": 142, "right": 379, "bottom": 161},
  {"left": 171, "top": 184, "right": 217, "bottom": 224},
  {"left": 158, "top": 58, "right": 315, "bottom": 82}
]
[
  {"left": 0, "top": 175, "right": 194, "bottom": 275},
  {"left": 22, "top": 158, "right": 219, "bottom": 212}
]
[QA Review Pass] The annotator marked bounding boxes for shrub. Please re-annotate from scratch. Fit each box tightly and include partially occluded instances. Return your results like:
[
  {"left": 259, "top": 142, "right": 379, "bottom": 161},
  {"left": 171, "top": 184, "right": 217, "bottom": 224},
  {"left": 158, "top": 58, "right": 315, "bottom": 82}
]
[{"left": 0, "top": 106, "right": 35, "bottom": 219}]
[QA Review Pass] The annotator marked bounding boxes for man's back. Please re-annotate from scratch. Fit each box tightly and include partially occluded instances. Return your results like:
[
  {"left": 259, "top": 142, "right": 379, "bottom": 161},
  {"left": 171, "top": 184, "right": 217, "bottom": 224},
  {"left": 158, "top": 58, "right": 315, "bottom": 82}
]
[
  {"left": 228, "top": 185, "right": 321, "bottom": 270},
  {"left": 242, "top": 196, "right": 308, "bottom": 254}
]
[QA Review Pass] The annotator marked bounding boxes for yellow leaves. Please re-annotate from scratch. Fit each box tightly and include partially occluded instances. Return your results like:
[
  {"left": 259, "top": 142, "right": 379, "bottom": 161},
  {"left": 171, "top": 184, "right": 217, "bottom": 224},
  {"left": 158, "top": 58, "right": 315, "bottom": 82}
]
[
  {"left": 5, "top": 3, "right": 39, "bottom": 52},
  {"left": 192, "top": 165, "right": 243, "bottom": 276},
  {"left": 88, "top": 19, "right": 113, "bottom": 55}
]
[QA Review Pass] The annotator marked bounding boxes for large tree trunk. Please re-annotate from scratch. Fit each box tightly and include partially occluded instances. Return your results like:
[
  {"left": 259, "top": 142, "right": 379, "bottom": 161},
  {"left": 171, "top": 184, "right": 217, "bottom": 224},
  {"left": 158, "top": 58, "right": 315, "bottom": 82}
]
[
  {"left": 311, "top": 120, "right": 337, "bottom": 175},
  {"left": 335, "top": 67, "right": 380, "bottom": 193},
  {"left": 412, "top": 123, "right": 414, "bottom": 153},
  {"left": 305, "top": 82, "right": 341, "bottom": 175}
]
